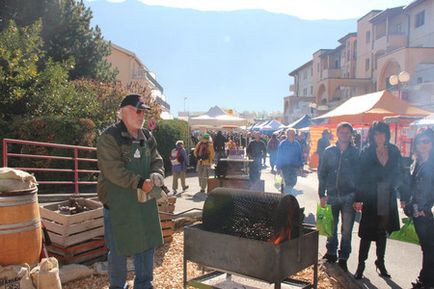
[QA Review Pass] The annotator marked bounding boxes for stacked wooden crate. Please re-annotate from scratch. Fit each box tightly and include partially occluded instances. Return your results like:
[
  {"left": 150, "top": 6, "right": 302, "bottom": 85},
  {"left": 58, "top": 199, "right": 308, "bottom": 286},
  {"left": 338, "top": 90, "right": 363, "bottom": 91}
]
[
  {"left": 39, "top": 198, "right": 107, "bottom": 265},
  {"left": 158, "top": 196, "right": 177, "bottom": 243}
]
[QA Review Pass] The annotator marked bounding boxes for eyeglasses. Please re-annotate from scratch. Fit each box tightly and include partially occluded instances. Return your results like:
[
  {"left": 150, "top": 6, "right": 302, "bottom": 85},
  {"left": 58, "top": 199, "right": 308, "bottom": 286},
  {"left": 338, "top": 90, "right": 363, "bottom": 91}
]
[{"left": 416, "top": 139, "right": 432, "bottom": 145}]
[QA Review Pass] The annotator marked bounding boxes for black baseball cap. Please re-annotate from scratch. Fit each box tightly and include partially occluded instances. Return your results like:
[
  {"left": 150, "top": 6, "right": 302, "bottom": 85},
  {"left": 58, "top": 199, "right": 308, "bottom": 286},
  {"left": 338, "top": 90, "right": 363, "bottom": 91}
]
[{"left": 119, "top": 94, "right": 151, "bottom": 110}]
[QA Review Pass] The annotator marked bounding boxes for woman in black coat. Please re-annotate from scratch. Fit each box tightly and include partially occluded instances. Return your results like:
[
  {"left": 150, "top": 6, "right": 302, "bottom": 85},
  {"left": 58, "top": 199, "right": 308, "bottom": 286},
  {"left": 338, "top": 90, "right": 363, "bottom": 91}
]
[
  {"left": 406, "top": 128, "right": 434, "bottom": 289},
  {"left": 353, "top": 121, "right": 403, "bottom": 279}
]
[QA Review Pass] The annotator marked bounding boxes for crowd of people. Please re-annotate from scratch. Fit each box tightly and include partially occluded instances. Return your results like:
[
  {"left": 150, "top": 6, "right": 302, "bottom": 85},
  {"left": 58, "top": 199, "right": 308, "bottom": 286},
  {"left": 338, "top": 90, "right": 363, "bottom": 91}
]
[
  {"left": 96, "top": 94, "right": 433, "bottom": 289},
  {"left": 318, "top": 121, "right": 433, "bottom": 289}
]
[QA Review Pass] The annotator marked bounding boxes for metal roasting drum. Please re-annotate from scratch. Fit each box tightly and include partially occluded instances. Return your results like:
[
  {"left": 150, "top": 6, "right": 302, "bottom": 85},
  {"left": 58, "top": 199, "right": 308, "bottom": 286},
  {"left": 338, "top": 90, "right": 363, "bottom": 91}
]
[{"left": 184, "top": 188, "right": 319, "bottom": 289}]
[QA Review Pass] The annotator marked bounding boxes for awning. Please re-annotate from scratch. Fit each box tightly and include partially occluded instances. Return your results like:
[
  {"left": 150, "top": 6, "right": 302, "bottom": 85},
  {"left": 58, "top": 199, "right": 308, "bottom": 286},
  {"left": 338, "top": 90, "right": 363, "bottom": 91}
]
[
  {"left": 189, "top": 106, "right": 246, "bottom": 128},
  {"left": 314, "top": 90, "right": 431, "bottom": 124}
]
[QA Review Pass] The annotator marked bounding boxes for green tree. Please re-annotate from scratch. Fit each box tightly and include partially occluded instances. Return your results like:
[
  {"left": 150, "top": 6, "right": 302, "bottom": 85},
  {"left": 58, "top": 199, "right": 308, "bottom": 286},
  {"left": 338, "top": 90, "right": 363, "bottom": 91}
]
[
  {"left": 0, "top": 0, "right": 116, "bottom": 81},
  {"left": 0, "top": 20, "right": 62, "bottom": 119}
]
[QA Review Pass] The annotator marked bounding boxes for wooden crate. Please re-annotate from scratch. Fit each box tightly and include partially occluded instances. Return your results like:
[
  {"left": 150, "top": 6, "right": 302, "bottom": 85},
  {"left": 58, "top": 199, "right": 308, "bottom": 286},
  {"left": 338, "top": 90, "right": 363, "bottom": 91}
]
[
  {"left": 40, "top": 198, "right": 104, "bottom": 247},
  {"left": 158, "top": 196, "right": 176, "bottom": 221},
  {"left": 47, "top": 237, "right": 107, "bottom": 265},
  {"left": 159, "top": 197, "right": 176, "bottom": 243},
  {"left": 77, "top": 196, "right": 177, "bottom": 244}
]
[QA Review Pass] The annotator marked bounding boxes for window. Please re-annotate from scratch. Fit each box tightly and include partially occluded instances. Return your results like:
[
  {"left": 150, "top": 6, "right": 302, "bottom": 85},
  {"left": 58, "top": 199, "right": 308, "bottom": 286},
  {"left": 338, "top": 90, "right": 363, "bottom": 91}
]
[
  {"left": 310, "top": 67, "right": 313, "bottom": 76},
  {"left": 310, "top": 86, "right": 313, "bottom": 95},
  {"left": 417, "top": 77, "right": 423, "bottom": 84},
  {"left": 395, "top": 23, "right": 402, "bottom": 33},
  {"left": 366, "top": 31, "right": 371, "bottom": 43},
  {"left": 365, "top": 58, "right": 370, "bottom": 71},
  {"left": 303, "top": 71, "right": 307, "bottom": 80},
  {"left": 415, "top": 10, "right": 425, "bottom": 28},
  {"left": 317, "top": 63, "right": 320, "bottom": 72},
  {"left": 303, "top": 88, "right": 308, "bottom": 96},
  {"left": 335, "top": 60, "right": 339, "bottom": 69}
]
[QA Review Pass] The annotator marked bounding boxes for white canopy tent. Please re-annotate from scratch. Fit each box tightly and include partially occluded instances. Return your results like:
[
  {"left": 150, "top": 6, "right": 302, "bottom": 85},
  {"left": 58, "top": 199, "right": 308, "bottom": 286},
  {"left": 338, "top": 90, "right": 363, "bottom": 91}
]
[{"left": 188, "top": 106, "right": 247, "bottom": 129}]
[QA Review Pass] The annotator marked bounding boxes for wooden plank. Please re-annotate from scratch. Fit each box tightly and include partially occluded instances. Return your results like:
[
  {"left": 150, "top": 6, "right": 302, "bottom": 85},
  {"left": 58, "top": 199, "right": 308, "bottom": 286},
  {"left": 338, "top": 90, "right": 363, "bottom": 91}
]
[
  {"left": 160, "top": 220, "right": 175, "bottom": 230},
  {"left": 159, "top": 214, "right": 174, "bottom": 221},
  {"left": 158, "top": 204, "right": 175, "bottom": 213},
  {"left": 49, "top": 227, "right": 104, "bottom": 247},
  {"left": 43, "top": 219, "right": 67, "bottom": 235},
  {"left": 47, "top": 239, "right": 106, "bottom": 257},
  {"left": 63, "top": 207, "right": 103, "bottom": 225},
  {"left": 162, "top": 229, "right": 174, "bottom": 237},
  {"left": 42, "top": 215, "right": 103, "bottom": 236},
  {"left": 40, "top": 206, "right": 68, "bottom": 225},
  {"left": 40, "top": 199, "right": 103, "bottom": 226},
  {"left": 64, "top": 218, "right": 103, "bottom": 236},
  {"left": 167, "top": 197, "right": 177, "bottom": 204},
  {"left": 163, "top": 235, "right": 173, "bottom": 243},
  {"left": 49, "top": 247, "right": 107, "bottom": 265}
]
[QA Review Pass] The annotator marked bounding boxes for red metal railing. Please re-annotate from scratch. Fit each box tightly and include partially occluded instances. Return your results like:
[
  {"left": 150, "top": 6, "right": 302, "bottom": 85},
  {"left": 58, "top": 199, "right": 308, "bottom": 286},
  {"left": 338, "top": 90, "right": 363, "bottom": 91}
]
[{"left": 2, "top": 138, "right": 99, "bottom": 195}]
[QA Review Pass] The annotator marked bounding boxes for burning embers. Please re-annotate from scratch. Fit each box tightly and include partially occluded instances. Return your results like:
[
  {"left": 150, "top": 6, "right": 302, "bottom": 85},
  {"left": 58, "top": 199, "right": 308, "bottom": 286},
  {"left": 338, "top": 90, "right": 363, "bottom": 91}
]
[{"left": 202, "top": 188, "right": 303, "bottom": 244}]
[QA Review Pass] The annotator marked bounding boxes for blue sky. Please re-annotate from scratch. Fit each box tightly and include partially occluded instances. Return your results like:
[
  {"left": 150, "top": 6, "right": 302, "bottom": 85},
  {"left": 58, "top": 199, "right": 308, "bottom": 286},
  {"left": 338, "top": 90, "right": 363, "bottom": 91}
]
[
  {"left": 98, "top": 0, "right": 411, "bottom": 20},
  {"left": 88, "top": 0, "right": 413, "bottom": 115}
]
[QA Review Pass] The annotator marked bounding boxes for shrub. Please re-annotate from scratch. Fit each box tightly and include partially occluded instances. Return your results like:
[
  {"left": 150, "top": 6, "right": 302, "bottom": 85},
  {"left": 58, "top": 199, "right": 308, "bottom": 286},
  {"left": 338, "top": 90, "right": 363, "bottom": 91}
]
[{"left": 153, "top": 119, "right": 189, "bottom": 174}]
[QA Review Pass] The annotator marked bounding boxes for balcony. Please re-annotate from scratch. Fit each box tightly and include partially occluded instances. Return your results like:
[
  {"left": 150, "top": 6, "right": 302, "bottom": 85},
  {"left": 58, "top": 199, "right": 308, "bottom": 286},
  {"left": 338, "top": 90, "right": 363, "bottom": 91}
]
[
  {"left": 155, "top": 96, "right": 170, "bottom": 111},
  {"left": 321, "top": 69, "right": 341, "bottom": 79},
  {"left": 373, "top": 33, "right": 407, "bottom": 53}
]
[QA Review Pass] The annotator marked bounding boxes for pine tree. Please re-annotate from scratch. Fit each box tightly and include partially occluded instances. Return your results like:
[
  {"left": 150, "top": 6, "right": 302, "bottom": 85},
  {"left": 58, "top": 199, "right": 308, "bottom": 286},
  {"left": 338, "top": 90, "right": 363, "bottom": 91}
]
[{"left": 0, "top": 0, "right": 116, "bottom": 81}]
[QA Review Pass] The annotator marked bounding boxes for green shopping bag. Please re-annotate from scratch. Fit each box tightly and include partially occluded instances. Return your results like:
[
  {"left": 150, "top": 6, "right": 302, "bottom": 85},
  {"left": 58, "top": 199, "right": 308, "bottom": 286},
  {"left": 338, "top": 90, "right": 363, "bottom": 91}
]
[
  {"left": 389, "top": 218, "right": 419, "bottom": 245},
  {"left": 316, "top": 204, "right": 334, "bottom": 237},
  {"left": 274, "top": 175, "right": 283, "bottom": 191}
]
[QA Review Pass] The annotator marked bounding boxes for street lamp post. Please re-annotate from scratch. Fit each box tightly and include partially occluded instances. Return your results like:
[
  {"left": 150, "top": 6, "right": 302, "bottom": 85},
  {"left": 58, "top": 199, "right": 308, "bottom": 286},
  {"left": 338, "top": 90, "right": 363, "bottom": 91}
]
[{"left": 389, "top": 71, "right": 410, "bottom": 100}]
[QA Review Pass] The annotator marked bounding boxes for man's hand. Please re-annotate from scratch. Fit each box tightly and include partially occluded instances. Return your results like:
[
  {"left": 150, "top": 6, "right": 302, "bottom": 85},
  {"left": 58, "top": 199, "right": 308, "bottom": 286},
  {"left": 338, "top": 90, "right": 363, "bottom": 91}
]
[
  {"left": 353, "top": 202, "right": 363, "bottom": 212},
  {"left": 150, "top": 173, "right": 164, "bottom": 187},
  {"left": 141, "top": 179, "right": 153, "bottom": 193},
  {"left": 320, "top": 196, "right": 327, "bottom": 208}
]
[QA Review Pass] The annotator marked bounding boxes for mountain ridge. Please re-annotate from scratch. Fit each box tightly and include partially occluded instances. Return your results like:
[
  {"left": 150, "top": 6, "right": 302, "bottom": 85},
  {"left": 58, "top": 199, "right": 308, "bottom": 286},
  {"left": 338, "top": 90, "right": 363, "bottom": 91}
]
[{"left": 86, "top": 0, "right": 356, "bottom": 114}]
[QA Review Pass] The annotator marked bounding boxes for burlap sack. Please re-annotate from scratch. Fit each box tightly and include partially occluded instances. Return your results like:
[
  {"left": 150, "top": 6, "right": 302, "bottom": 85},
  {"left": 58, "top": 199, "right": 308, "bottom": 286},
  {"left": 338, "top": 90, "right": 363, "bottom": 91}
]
[
  {"left": 59, "top": 264, "right": 94, "bottom": 284},
  {"left": 0, "top": 264, "right": 35, "bottom": 289},
  {"left": 0, "top": 168, "right": 37, "bottom": 192},
  {"left": 30, "top": 258, "right": 61, "bottom": 289}
]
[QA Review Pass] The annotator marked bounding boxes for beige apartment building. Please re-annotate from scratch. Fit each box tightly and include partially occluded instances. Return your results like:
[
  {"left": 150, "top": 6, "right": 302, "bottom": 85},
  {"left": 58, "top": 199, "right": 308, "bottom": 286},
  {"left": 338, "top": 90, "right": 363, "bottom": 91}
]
[
  {"left": 285, "top": 61, "right": 315, "bottom": 123},
  {"left": 286, "top": 0, "right": 434, "bottom": 121},
  {"left": 106, "top": 43, "right": 170, "bottom": 111}
]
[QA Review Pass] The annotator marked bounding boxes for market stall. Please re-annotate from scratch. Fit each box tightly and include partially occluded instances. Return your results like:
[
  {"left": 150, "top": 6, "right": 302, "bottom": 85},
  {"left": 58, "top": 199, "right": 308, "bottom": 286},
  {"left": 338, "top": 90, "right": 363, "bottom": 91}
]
[
  {"left": 308, "top": 90, "right": 431, "bottom": 169},
  {"left": 188, "top": 106, "right": 247, "bottom": 129}
]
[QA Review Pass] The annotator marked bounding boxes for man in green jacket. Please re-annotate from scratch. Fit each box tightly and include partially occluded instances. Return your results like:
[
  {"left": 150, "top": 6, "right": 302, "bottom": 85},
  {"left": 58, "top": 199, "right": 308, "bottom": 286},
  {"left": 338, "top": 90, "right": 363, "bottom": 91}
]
[{"left": 97, "top": 94, "right": 165, "bottom": 289}]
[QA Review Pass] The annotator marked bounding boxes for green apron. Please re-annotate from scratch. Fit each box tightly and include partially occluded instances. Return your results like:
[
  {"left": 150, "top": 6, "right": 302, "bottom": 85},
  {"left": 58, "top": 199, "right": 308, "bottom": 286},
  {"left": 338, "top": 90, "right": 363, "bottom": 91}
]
[{"left": 106, "top": 140, "right": 163, "bottom": 256}]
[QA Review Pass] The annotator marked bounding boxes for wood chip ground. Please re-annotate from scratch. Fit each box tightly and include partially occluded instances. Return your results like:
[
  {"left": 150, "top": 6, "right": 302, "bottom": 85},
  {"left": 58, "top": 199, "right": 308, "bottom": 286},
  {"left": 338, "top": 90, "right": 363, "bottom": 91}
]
[{"left": 63, "top": 231, "right": 344, "bottom": 289}]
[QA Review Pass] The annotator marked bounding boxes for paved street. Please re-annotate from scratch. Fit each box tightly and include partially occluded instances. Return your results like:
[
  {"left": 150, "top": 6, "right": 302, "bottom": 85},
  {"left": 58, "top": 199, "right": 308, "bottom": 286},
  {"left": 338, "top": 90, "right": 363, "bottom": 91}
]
[{"left": 167, "top": 163, "right": 422, "bottom": 289}]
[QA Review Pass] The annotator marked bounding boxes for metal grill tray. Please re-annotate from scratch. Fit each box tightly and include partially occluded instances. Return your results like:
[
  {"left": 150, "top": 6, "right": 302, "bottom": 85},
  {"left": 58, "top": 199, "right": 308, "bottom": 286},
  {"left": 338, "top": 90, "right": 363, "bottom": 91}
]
[{"left": 184, "top": 224, "right": 318, "bottom": 284}]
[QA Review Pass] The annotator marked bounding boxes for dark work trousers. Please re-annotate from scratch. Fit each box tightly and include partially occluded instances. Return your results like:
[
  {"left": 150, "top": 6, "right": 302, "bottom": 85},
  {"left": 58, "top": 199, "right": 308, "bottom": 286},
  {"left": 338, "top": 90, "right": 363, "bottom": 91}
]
[
  {"left": 249, "top": 158, "right": 262, "bottom": 182},
  {"left": 357, "top": 223, "right": 388, "bottom": 265},
  {"left": 413, "top": 215, "right": 434, "bottom": 287},
  {"left": 281, "top": 165, "right": 298, "bottom": 189}
]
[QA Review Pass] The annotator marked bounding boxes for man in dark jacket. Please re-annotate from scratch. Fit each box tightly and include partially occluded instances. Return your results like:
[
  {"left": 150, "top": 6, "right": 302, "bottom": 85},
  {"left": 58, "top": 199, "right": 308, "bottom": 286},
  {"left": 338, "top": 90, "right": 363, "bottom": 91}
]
[
  {"left": 318, "top": 122, "right": 359, "bottom": 272},
  {"left": 246, "top": 132, "right": 266, "bottom": 183},
  {"left": 213, "top": 131, "right": 226, "bottom": 162},
  {"left": 317, "top": 129, "right": 331, "bottom": 169}
]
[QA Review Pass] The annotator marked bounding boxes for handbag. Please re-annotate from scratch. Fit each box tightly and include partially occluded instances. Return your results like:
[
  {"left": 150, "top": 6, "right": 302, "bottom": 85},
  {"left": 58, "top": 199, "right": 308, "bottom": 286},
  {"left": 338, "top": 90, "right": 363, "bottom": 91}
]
[
  {"left": 316, "top": 204, "right": 334, "bottom": 237},
  {"left": 274, "top": 175, "right": 283, "bottom": 191},
  {"left": 389, "top": 218, "right": 419, "bottom": 245}
]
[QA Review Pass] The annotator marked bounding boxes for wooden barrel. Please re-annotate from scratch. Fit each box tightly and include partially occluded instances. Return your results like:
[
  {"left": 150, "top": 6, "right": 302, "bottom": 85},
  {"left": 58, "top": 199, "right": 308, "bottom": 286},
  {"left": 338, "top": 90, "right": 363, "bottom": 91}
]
[{"left": 0, "top": 188, "right": 42, "bottom": 265}]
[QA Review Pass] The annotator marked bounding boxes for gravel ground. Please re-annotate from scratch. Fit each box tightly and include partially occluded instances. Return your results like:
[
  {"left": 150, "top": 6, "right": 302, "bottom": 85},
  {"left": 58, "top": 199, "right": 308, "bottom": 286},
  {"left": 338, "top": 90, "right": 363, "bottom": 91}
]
[{"left": 63, "top": 231, "right": 344, "bottom": 289}]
